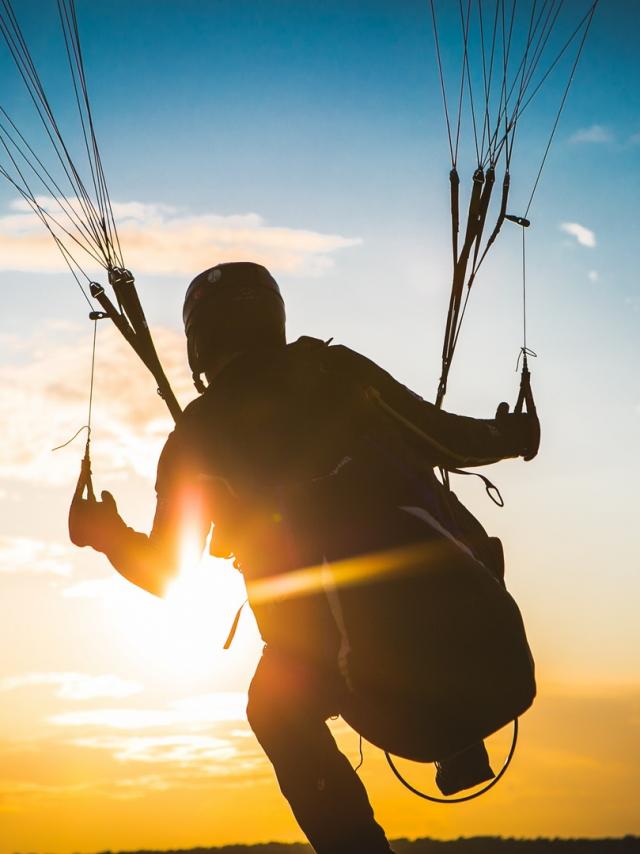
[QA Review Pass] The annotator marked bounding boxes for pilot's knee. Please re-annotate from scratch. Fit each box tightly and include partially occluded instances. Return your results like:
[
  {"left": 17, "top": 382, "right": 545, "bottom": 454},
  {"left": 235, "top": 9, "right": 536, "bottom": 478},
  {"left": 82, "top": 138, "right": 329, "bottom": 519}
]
[{"left": 246, "top": 680, "right": 282, "bottom": 749}]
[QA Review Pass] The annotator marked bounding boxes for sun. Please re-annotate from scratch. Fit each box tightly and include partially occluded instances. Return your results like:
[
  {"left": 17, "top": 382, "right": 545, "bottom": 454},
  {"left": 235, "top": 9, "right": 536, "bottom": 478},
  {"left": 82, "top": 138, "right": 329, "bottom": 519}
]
[{"left": 103, "top": 537, "right": 258, "bottom": 684}]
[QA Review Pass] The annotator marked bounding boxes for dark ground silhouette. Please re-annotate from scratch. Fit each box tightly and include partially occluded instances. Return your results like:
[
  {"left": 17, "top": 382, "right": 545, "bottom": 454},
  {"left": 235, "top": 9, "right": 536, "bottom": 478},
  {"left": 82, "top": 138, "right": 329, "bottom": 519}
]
[{"left": 80, "top": 836, "right": 640, "bottom": 854}]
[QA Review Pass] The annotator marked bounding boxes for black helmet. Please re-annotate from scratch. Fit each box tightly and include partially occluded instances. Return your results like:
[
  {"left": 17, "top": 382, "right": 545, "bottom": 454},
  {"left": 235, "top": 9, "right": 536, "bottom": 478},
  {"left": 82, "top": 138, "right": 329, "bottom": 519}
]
[{"left": 184, "top": 261, "right": 286, "bottom": 391}]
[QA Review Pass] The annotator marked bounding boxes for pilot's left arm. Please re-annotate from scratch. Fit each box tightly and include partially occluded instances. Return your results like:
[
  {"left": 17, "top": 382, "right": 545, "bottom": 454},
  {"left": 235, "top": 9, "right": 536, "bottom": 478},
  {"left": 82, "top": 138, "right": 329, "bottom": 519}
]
[{"left": 325, "top": 343, "right": 540, "bottom": 467}]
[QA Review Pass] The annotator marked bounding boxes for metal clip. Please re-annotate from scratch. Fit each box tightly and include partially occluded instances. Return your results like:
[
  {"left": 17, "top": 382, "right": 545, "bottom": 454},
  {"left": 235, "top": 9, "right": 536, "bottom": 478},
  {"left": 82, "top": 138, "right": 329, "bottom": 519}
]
[
  {"left": 506, "top": 214, "right": 530, "bottom": 227},
  {"left": 108, "top": 267, "right": 135, "bottom": 287}
]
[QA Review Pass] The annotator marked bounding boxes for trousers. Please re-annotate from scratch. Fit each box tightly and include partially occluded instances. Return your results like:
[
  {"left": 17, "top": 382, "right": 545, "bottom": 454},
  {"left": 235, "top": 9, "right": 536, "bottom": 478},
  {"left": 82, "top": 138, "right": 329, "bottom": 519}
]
[{"left": 246, "top": 646, "right": 394, "bottom": 854}]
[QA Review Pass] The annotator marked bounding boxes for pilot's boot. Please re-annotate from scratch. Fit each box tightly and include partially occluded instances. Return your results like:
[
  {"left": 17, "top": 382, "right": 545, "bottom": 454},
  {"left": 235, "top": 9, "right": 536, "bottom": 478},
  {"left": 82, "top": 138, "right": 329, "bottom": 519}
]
[{"left": 435, "top": 740, "right": 495, "bottom": 796}]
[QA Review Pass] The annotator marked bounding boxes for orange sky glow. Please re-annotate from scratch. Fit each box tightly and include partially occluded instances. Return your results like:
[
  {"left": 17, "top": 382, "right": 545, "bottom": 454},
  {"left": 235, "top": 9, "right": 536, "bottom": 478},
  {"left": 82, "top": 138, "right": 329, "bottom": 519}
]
[{"left": 2, "top": 1, "right": 640, "bottom": 851}]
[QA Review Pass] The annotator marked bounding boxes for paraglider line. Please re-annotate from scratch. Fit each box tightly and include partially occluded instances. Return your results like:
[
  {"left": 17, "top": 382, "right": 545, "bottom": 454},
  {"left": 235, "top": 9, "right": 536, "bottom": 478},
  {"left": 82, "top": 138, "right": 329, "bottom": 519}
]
[
  {"left": 524, "top": 0, "right": 599, "bottom": 218},
  {"left": 51, "top": 317, "right": 98, "bottom": 453},
  {"left": 429, "top": 0, "right": 455, "bottom": 165},
  {"left": 385, "top": 718, "right": 519, "bottom": 804}
]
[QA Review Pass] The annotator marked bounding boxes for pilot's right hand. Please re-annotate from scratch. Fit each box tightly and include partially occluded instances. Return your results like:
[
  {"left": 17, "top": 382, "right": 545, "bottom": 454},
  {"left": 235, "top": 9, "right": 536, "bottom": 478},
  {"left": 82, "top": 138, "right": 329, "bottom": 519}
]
[{"left": 69, "top": 488, "right": 127, "bottom": 553}]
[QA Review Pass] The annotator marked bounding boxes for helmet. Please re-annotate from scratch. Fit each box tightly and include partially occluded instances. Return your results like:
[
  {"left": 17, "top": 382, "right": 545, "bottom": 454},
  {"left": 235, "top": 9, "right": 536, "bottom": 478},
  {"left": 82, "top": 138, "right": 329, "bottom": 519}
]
[{"left": 183, "top": 262, "right": 286, "bottom": 390}]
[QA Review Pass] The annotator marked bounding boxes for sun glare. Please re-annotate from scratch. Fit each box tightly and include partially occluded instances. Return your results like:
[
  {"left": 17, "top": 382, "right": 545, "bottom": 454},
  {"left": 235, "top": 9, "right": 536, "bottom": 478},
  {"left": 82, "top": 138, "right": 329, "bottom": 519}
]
[{"left": 104, "top": 541, "right": 253, "bottom": 684}]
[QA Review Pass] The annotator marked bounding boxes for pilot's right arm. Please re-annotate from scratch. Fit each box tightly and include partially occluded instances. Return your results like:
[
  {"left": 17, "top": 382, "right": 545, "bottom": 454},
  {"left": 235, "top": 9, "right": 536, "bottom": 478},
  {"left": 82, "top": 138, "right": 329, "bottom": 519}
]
[{"left": 69, "top": 428, "right": 211, "bottom": 598}]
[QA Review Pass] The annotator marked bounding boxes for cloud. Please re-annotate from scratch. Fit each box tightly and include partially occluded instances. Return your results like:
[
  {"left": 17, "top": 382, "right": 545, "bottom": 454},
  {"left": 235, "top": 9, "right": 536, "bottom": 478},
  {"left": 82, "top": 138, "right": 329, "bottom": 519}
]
[
  {"left": 0, "top": 196, "right": 357, "bottom": 488},
  {"left": 61, "top": 577, "right": 121, "bottom": 598},
  {"left": 587, "top": 270, "right": 599, "bottom": 283},
  {"left": 47, "top": 693, "right": 253, "bottom": 773},
  {"left": 0, "top": 672, "right": 142, "bottom": 700},
  {"left": 0, "top": 197, "right": 362, "bottom": 277},
  {"left": 0, "top": 325, "right": 190, "bottom": 484},
  {"left": 560, "top": 221, "right": 596, "bottom": 248},
  {"left": 569, "top": 124, "right": 613, "bottom": 144},
  {"left": 3, "top": 686, "right": 639, "bottom": 836},
  {"left": 0, "top": 777, "right": 96, "bottom": 808},
  {"left": 69, "top": 734, "right": 235, "bottom": 766},
  {"left": 627, "top": 131, "right": 640, "bottom": 146},
  {"left": 49, "top": 691, "right": 248, "bottom": 729},
  {"left": 0, "top": 535, "right": 73, "bottom": 576},
  {"left": 0, "top": 762, "right": 263, "bottom": 813}
]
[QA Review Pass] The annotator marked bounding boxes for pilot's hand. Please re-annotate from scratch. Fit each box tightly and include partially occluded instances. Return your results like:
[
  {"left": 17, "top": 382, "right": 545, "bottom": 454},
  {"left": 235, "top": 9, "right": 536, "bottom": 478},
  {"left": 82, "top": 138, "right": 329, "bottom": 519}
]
[
  {"left": 495, "top": 401, "right": 540, "bottom": 461},
  {"left": 69, "top": 489, "right": 126, "bottom": 552}
]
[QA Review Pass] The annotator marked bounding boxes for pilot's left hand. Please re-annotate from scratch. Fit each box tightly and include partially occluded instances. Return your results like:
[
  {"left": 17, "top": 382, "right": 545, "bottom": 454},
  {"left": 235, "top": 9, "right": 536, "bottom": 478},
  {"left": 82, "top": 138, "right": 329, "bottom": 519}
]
[{"left": 495, "top": 401, "right": 540, "bottom": 461}]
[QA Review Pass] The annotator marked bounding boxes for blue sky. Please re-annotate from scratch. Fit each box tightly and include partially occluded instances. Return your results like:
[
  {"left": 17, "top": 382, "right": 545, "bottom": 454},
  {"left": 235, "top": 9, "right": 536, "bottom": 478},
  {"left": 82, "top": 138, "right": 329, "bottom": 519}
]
[
  {"left": 0, "top": 2, "right": 639, "bottom": 849},
  {"left": 1, "top": 0, "right": 637, "bottom": 349}
]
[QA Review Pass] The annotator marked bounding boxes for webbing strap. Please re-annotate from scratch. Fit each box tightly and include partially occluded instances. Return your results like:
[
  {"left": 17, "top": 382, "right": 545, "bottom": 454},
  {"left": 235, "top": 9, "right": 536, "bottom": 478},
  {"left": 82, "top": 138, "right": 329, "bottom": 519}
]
[
  {"left": 223, "top": 600, "right": 248, "bottom": 650},
  {"left": 446, "top": 467, "right": 504, "bottom": 508},
  {"left": 515, "top": 355, "right": 536, "bottom": 417},
  {"left": 90, "top": 270, "right": 182, "bottom": 423}
]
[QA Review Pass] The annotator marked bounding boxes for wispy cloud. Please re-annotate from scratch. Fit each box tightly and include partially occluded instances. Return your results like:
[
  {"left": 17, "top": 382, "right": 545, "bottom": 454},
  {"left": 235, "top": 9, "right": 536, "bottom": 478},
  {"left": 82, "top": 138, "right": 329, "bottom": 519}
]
[
  {"left": 0, "top": 672, "right": 142, "bottom": 700},
  {"left": 2, "top": 687, "right": 639, "bottom": 837},
  {"left": 0, "top": 763, "right": 263, "bottom": 812},
  {"left": 587, "top": 270, "right": 599, "bottom": 283},
  {"left": 0, "top": 325, "right": 190, "bottom": 484},
  {"left": 0, "top": 777, "right": 97, "bottom": 807},
  {"left": 569, "top": 124, "right": 613, "bottom": 144},
  {"left": 69, "top": 734, "right": 235, "bottom": 766},
  {"left": 0, "top": 197, "right": 362, "bottom": 277},
  {"left": 0, "top": 535, "right": 73, "bottom": 576},
  {"left": 560, "top": 221, "right": 596, "bottom": 248},
  {"left": 49, "top": 692, "right": 248, "bottom": 729},
  {"left": 48, "top": 693, "right": 253, "bottom": 774}
]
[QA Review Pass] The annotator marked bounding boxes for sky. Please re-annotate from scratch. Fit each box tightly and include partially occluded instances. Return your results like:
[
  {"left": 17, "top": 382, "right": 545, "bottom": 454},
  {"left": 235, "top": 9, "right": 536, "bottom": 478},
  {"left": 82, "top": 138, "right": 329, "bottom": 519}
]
[{"left": 0, "top": 1, "right": 639, "bottom": 851}]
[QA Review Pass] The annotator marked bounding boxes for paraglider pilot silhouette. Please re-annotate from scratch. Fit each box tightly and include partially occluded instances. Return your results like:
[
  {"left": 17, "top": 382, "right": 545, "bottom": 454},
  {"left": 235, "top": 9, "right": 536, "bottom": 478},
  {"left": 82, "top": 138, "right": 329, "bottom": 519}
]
[{"left": 69, "top": 262, "right": 539, "bottom": 854}]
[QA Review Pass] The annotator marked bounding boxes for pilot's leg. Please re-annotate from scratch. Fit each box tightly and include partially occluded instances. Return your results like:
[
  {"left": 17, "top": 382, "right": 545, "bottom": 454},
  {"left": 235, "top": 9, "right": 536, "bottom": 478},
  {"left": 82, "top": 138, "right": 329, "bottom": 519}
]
[{"left": 247, "top": 647, "right": 393, "bottom": 854}]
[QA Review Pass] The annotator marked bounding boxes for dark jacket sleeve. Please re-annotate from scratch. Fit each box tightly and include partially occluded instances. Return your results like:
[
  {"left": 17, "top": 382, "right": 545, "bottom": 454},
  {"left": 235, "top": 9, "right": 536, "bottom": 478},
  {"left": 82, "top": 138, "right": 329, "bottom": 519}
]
[
  {"left": 325, "top": 344, "right": 526, "bottom": 469},
  {"left": 102, "top": 426, "right": 211, "bottom": 597}
]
